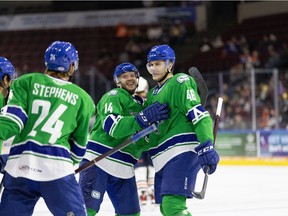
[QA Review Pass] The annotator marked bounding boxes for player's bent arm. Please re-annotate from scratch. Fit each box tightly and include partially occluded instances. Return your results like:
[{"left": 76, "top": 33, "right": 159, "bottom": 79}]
[
  {"left": 0, "top": 117, "right": 22, "bottom": 142},
  {"left": 103, "top": 114, "right": 142, "bottom": 139},
  {"left": 194, "top": 117, "right": 214, "bottom": 143},
  {"left": 69, "top": 97, "right": 95, "bottom": 164},
  {"left": 180, "top": 79, "right": 213, "bottom": 143}
]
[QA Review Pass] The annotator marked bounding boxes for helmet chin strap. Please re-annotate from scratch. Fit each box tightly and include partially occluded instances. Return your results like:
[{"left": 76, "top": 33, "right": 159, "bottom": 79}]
[{"left": 158, "top": 69, "right": 171, "bottom": 84}]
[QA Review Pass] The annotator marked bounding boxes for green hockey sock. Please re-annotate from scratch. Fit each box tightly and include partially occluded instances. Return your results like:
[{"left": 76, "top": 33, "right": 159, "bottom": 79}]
[
  {"left": 87, "top": 208, "right": 97, "bottom": 216},
  {"left": 160, "top": 195, "right": 192, "bottom": 216}
]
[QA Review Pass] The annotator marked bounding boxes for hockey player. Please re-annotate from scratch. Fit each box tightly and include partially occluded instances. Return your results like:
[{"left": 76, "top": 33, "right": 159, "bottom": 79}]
[
  {"left": 145, "top": 44, "right": 220, "bottom": 216},
  {"left": 0, "top": 57, "right": 16, "bottom": 173},
  {"left": 134, "top": 77, "right": 155, "bottom": 206},
  {"left": 79, "top": 62, "right": 169, "bottom": 216},
  {"left": 0, "top": 41, "right": 95, "bottom": 215},
  {"left": 0, "top": 57, "right": 16, "bottom": 114}
]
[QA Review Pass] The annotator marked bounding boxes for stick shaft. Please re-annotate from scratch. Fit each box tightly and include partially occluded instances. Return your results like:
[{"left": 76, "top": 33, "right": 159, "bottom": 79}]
[
  {"left": 191, "top": 97, "right": 223, "bottom": 199},
  {"left": 188, "top": 67, "right": 208, "bottom": 107},
  {"left": 75, "top": 123, "right": 157, "bottom": 174}
]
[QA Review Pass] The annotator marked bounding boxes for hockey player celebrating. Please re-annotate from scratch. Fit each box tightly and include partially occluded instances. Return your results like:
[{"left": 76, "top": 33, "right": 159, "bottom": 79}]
[
  {"left": 79, "top": 62, "right": 169, "bottom": 216},
  {"left": 0, "top": 57, "right": 16, "bottom": 173},
  {"left": 145, "top": 44, "right": 220, "bottom": 216},
  {"left": 0, "top": 41, "right": 95, "bottom": 215}
]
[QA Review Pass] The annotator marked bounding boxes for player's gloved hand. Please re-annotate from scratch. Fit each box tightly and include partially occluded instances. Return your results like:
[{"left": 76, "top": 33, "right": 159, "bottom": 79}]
[
  {"left": 136, "top": 102, "right": 169, "bottom": 128},
  {"left": 195, "top": 140, "right": 219, "bottom": 175}
]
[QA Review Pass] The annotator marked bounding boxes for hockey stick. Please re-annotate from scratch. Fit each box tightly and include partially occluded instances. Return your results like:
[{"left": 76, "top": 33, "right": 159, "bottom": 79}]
[
  {"left": 191, "top": 97, "right": 223, "bottom": 199},
  {"left": 0, "top": 175, "right": 4, "bottom": 195},
  {"left": 188, "top": 67, "right": 208, "bottom": 107},
  {"left": 0, "top": 154, "right": 8, "bottom": 195},
  {"left": 75, "top": 123, "right": 158, "bottom": 174}
]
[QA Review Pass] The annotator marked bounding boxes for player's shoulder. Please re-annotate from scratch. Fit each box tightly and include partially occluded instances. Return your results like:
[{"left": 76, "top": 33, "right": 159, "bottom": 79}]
[
  {"left": 100, "top": 88, "right": 131, "bottom": 106},
  {"left": 72, "top": 84, "right": 93, "bottom": 101},
  {"left": 14, "top": 72, "right": 41, "bottom": 81},
  {"left": 106, "top": 88, "right": 120, "bottom": 96},
  {"left": 105, "top": 88, "right": 128, "bottom": 98},
  {"left": 11, "top": 73, "right": 42, "bottom": 87},
  {"left": 172, "top": 73, "right": 192, "bottom": 84}
]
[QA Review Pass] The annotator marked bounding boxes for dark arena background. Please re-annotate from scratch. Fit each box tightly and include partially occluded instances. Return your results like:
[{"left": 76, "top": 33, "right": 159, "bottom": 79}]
[{"left": 0, "top": 1, "right": 288, "bottom": 215}]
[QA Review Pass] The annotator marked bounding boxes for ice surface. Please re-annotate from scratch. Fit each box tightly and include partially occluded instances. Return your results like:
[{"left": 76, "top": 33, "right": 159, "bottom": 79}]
[{"left": 2, "top": 165, "right": 288, "bottom": 216}]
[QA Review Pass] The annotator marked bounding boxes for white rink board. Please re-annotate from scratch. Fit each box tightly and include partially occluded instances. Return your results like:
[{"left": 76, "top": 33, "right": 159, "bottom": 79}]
[{"left": 26, "top": 165, "right": 288, "bottom": 216}]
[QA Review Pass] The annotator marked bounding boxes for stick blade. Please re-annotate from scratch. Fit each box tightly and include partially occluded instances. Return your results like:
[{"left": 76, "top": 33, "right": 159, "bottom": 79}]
[
  {"left": 188, "top": 67, "right": 208, "bottom": 107},
  {"left": 191, "top": 191, "right": 205, "bottom": 200},
  {"left": 190, "top": 171, "right": 209, "bottom": 200}
]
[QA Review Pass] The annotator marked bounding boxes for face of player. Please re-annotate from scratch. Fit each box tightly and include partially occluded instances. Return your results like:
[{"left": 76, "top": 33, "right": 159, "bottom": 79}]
[
  {"left": 146, "top": 60, "right": 172, "bottom": 84},
  {"left": 117, "top": 71, "right": 138, "bottom": 94},
  {"left": 0, "top": 76, "right": 13, "bottom": 98}
]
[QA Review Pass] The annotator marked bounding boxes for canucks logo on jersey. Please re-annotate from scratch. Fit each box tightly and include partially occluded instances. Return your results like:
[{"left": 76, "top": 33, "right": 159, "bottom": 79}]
[
  {"left": 177, "top": 75, "right": 189, "bottom": 83},
  {"left": 108, "top": 90, "right": 118, "bottom": 96}
]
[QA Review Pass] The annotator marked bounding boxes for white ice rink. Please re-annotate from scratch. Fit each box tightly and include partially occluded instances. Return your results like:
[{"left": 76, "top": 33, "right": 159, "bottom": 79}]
[{"left": 26, "top": 165, "right": 288, "bottom": 216}]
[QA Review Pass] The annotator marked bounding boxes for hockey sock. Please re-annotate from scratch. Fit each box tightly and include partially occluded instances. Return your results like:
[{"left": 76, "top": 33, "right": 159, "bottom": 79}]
[
  {"left": 87, "top": 208, "right": 97, "bottom": 216},
  {"left": 160, "top": 195, "right": 192, "bottom": 216}
]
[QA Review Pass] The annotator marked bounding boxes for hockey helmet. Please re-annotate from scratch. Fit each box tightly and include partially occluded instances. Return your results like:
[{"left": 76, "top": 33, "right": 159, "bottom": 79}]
[
  {"left": 113, "top": 62, "right": 140, "bottom": 84},
  {"left": 45, "top": 41, "right": 79, "bottom": 72},
  {"left": 0, "top": 57, "right": 16, "bottom": 81},
  {"left": 147, "top": 44, "right": 176, "bottom": 66}
]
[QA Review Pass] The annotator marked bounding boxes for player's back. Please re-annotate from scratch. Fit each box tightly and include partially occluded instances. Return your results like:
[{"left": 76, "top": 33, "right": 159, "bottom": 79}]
[
  {"left": 3, "top": 72, "right": 95, "bottom": 181},
  {"left": 11, "top": 73, "right": 93, "bottom": 145}
]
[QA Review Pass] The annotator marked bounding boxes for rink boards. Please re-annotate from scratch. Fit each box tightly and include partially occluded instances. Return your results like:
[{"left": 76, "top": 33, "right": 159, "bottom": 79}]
[{"left": 219, "top": 156, "right": 288, "bottom": 166}]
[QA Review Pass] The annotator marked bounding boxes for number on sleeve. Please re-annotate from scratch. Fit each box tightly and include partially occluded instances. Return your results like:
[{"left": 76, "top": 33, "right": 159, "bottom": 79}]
[
  {"left": 187, "top": 89, "right": 196, "bottom": 101},
  {"left": 104, "top": 102, "right": 113, "bottom": 113}
]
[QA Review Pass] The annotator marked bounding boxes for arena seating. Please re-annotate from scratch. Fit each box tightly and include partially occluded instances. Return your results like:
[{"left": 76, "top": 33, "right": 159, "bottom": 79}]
[
  {"left": 183, "top": 12, "right": 288, "bottom": 73},
  {"left": 0, "top": 26, "right": 129, "bottom": 73}
]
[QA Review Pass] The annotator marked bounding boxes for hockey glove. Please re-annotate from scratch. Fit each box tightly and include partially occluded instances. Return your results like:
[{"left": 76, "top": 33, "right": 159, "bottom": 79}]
[
  {"left": 136, "top": 102, "right": 169, "bottom": 128},
  {"left": 195, "top": 140, "right": 219, "bottom": 175}
]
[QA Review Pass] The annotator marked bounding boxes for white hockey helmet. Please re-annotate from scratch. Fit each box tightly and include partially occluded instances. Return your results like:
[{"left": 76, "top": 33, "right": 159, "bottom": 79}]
[{"left": 135, "top": 76, "right": 149, "bottom": 93}]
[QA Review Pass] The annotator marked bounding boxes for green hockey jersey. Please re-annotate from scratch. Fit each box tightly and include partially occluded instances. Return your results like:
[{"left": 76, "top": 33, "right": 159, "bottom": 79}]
[
  {"left": 0, "top": 94, "right": 4, "bottom": 153},
  {"left": 0, "top": 73, "right": 95, "bottom": 181},
  {"left": 84, "top": 88, "right": 148, "bottom": 179},
  {"left": 0, "top": 94, "right": 4, "bottom": 108},
  {"left": 146, "top": 73, "right": 213, "bottom": 172}
]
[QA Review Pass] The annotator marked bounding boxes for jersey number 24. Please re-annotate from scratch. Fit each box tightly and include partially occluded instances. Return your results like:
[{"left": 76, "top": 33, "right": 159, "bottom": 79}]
[{"left": 28, "top": 99, "right": 67, "bottom": 144}]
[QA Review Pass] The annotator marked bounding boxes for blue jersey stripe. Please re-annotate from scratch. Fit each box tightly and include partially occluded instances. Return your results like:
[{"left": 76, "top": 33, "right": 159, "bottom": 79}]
[
  {"left": 186, "top": 104, "right": 209, "bottom": 125},
  {"left": 103, "top": 114, "right": 118, "bottom": 135},
  {"left": 9, "top": 141, "right": 70, "bottom": 159},
  {"left": 86, "top": 140, "right": 138, "bottom": 165},
  {"left": 149, "top": 133, "right": 198, "bottom": 157},
  {"left": 7, "top": 106, "right": 28, "bottom": 125},
  {"left": 69, "top": 139, "right": 86, "bottom": 159}
]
